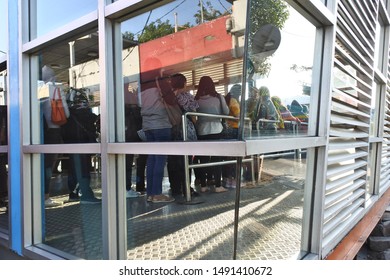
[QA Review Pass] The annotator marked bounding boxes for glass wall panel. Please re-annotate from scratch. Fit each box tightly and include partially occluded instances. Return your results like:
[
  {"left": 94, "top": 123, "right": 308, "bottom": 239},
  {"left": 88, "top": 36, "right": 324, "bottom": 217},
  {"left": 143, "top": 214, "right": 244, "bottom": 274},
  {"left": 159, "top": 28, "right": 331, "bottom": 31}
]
[
  {"left": 0, "top": 152, "right": 8, "bottom": 233},
  {"left": 374, "top": 16, "right": 385, "bottom": 72},
  {"left": 33, "top": 32, "right": 100, "bottom": 145},
  {"left": 0, "top": 0, "right": 6, "bottom": 56},
  {"left": 236, "top": 151, "right": 306, "bottom": 259},
  {"left": 0, "top": 0, "right": 6, "bottom": 235},
  {"left": 121, "top": 0, "right": 244, "bottom": 139},
  {"left": 244, "top": 2, "right": 316, "bottom": 139},
  {"left": 30, "top": 0, "right": 97, "bottom": 39},
  {"left": 0, "top": 68, "right": 8, "bottom": 233},
  {"left": 367, "top": 143, "right": 376, "bottom": 198},
  {"left": 120, "top": 0, "right": 238, "bottom": 260},
  {"left": 41, "top": 153, "right": 102, "bottom": 259},
  {"left": 31, "top": 30, "right": 101, "bottom": 258}
]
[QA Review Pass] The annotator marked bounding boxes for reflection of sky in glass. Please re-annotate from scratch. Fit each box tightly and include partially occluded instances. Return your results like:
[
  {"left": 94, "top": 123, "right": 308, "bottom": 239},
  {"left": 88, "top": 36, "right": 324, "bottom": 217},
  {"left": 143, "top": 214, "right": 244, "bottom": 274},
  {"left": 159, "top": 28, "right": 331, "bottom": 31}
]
[
  {"left": 0, "top": 0, "right": 231, "bottom": 52},
  {"left": 36, "top": 0, "right": 97, "bottom": 37},
  {"left": 121, "top": 0, "right": 232, "bottom": 35},
  {"left": 0, "top": 1, "right": 6, "bottom": 54},
  {"left": 255, "top": 7, "right": 315, "bottom": 104}
]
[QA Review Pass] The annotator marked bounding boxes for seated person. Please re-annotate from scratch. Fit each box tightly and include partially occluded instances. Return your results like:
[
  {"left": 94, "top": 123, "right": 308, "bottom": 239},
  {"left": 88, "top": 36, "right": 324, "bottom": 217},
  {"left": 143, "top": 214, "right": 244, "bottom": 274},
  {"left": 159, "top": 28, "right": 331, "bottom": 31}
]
[
  {"left": 289, "top": 99, "right": 309, "bottom": 131},
  {"left": 255, "top": 86, "right": 279, "bottom": 134},
  {"left": 271, "top": 96, "right": 301, "bottom": 131}
]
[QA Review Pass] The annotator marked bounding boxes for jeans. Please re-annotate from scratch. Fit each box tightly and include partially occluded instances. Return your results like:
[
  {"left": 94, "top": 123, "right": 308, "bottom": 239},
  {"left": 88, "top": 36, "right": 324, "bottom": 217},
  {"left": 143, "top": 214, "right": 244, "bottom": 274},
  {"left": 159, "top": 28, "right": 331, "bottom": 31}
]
[
  {"left": 126, "top": 154, "right": 147, "bottom": 192},
  {"left": 68, "top": 154, "right": 96, "bottom": 200},
  {"left": 145, "top": 128, "right": 171, "bottom": 196},
  {"left": 43, "top": 128, "right": 63, "bottom": 195}
]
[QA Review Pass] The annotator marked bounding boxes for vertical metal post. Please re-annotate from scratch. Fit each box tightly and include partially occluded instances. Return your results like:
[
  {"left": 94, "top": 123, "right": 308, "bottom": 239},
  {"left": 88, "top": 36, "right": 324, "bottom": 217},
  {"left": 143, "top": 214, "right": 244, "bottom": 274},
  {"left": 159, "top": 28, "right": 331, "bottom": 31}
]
[
  {"left": 183, "top": 114, "right": 191, "bottom": 202},
  {"left": 233, "top": 157, "right": 243, "bottom": 259}
]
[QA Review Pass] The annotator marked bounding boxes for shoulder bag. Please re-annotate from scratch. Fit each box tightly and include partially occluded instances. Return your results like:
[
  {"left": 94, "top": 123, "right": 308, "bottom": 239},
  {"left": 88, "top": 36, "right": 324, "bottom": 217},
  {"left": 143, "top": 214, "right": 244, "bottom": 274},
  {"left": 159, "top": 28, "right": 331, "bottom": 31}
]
[{"left": 51, "top": 87, "right": 67, "bottom": 126}]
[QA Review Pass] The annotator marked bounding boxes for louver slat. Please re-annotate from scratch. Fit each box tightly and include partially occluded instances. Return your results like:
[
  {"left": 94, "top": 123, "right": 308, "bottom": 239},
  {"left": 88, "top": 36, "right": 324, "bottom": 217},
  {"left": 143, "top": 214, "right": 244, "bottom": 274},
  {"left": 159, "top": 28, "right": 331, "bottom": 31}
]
[
  {"left": 327, "top": 159, "right": 366, "bottom": 178},
  {"left": 327, "top": 150, "right": 368, "bottom": 165},
  {"left": 335, "top": 45, "right": 373, "bottom": 83},
  {"left": 328, "top": 138, "right": 367, "bottom": 150},
  {"left": 326, "top": 169, "right": 366, "bottom": 193},
  {"left": 322, "top": 205, "right": 364, "bottom": 254},
  {"left": 324, "top": 179, "right": 365, "bottom": 212},
  {"left": 329, "top": 127, "right": 368, "bottom": 138},
  {"left": 323, "top": 196, "right": 365, "bottom": 237},
  {"left": 331, "top": 101, "right": 370, "bottom": 119},
  {"left": 380, "top": 168, "right": 390, "bottom": 181}
]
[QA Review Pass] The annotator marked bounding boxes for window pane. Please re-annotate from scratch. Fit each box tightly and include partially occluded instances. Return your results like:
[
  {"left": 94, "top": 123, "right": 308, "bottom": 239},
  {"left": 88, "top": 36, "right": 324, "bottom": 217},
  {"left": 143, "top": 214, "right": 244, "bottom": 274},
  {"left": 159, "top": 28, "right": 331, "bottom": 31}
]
[
  {"left": 121, "top": 0, "right": 243, "bottom": 141},
  {"left": 33, "top": 32, "right": 100, "bottom": 145},
  {"left": 120, "top": 0, "right": 238, "bottom": 260},
  {"left": 244, "top": 2, "right": 316, "bottom": 138},
  {"left": 0, "top": 0, "right": 6, "bottom": 56},
  {"left": 237, "top": 151, "right": 306, "bottom": 259},
  {"left": 31, "top": 0, "right": 97, "bottom": 39},
  {"left": 31, "top": 31, "right": 102, "bottom": 258},
  {"left": 118, "top": 1, "right": 315, "bottom": 259},
  {"left": 0, "top": 69, "right": 7, "bottom": 233},
  {"left": 42, "top": 153, "right": 102, "bottom": 259},
  {"left": 0, "top": 152, "right": 8, "bottom": 233},
  {"left": 374, "top": 17, "right": 385, "bottom": 72}
]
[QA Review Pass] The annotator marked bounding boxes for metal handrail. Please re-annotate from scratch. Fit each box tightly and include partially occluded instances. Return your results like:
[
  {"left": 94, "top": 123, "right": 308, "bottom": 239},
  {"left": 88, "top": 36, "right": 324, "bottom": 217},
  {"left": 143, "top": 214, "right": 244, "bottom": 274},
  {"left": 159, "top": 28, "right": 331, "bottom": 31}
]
[
  {"left": 182, "top": 111, "right": 247, "bottom": 141},
  {"left": 256, "top": 118, "right": 300, "bottom": 134},
  {"left": 180, "top": 112, "right": 306, "bottom": 202}
]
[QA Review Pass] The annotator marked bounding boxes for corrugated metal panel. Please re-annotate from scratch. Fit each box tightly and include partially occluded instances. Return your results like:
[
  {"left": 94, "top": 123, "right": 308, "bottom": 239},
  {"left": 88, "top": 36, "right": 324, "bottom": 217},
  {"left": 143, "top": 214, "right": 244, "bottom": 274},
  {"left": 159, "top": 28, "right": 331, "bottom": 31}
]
[{"left": 322, "top": 0, "right": 378, "bottom": 258}]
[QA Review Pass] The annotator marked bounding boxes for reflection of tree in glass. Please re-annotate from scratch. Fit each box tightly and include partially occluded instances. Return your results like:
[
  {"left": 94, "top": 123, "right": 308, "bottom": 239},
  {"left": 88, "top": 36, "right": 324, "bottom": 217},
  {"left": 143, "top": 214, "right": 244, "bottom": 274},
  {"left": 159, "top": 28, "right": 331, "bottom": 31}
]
[
  {"left": 194, "top": 1, "right": 230, "bottom": 24},
  {"left": 123, "top": 19, "right": 192, "bottom": 43},
  {"left": 138, "top": 20, "right": 175, "bottom": 43},
  {"left": 249, "top": 0, "right": 289, "bottom": 76},
  {"left": 123, "top": 20, "right": 172, "bottom": 42},
  {"left": 122, "top": 1, "right": 229, "bottom": 43}
]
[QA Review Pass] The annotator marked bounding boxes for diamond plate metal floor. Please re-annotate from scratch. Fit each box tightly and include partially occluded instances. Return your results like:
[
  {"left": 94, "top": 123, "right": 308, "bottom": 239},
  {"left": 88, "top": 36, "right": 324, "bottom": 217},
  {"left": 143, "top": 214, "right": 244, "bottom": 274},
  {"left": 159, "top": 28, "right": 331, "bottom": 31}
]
[{"left": 3, "top": 157, "right": 305, "bottom": 260}]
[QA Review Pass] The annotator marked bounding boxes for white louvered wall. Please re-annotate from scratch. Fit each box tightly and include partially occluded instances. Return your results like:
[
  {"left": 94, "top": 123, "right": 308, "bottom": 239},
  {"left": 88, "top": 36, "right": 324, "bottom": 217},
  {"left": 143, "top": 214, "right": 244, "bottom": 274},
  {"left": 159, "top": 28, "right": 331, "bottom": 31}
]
[{"left": 322, "top": 0, "right": 378, "bottom": 257}]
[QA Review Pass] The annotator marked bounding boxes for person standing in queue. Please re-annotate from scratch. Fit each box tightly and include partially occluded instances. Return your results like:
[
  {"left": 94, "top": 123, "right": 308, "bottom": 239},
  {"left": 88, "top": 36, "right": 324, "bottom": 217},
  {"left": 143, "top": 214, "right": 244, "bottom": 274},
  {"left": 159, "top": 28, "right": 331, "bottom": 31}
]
[
  {"left": 167, "top": 73, "right": 199, "bottom": 198},
  {"left": 194, "top": 76, "right": 229, "bottom": 193},
  {"left": 140, "top": 64, "right": 175, "bottom": 203}
]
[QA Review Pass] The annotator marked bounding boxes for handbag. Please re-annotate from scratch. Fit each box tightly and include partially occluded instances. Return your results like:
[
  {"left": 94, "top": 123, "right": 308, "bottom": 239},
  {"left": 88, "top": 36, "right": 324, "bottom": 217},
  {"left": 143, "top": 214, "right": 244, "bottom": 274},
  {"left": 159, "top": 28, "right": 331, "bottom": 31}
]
[
  {"left": 51, "top": 87, "right": 67, "bottom": 126},
  {"left": 163, "top": 98, "right": 182, "bottom": 127},
  {"left": 155, "top": 77, "right": 182, "bottom": 127}
]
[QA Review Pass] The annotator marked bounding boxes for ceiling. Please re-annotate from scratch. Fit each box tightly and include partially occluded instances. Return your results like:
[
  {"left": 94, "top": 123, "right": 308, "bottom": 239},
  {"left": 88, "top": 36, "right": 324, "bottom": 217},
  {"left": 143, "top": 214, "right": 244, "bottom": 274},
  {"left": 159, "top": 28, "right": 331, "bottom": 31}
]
[{"left": 40, "top": 33, "right": 136, "bottom": 84}]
